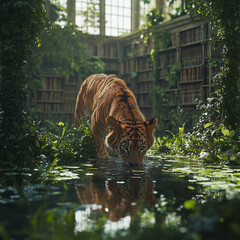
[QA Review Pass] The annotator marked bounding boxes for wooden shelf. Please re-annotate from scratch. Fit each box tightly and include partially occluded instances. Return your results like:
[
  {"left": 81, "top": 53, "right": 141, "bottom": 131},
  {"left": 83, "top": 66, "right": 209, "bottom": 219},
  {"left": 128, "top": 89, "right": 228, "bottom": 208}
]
[
  {"left": 182, "top": 64, "right": 203, "bottom": 69},
  {"left": 179, "top": 80, "right": 202, "bottom": 85},
  {"left": 180, "top": 41, "right": 202, "bottom": 48}
]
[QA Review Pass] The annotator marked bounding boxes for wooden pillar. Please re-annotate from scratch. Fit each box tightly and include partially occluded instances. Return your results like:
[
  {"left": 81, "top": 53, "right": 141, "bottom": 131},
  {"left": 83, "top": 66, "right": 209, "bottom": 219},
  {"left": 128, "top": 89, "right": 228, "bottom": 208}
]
[
  {"left": 131, "top": 0, "right": 140, "bottom": 31},
  {"left": 155, "top": 0, "right": 167, "bottom": 18},
  {"left": 67, "top": 0, "right": 75, "bottom": 24},
  {"left": 100, "top": 0, "right": 105, "bottom": 35}
]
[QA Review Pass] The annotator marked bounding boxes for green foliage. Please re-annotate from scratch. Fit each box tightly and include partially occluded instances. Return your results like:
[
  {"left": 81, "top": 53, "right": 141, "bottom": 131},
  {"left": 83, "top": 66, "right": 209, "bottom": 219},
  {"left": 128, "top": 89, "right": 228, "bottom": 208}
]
[
  {"left": 151, "top": 98, "right": 240, "bottom": 163},
  {"left": 26, "top": 23, "right": 104, "bottom": 100},
  {"left": 186, "top": 0, "right": 240, "bottom": 129},
  {"left": 142, "top": 9, "right": 183, "bottom": 133},
  {"left": 39, "top": 121, "right": 96, "bottom": 171},
  {"left": 0, "top": 0, "right": 49, "bottom": 167}
]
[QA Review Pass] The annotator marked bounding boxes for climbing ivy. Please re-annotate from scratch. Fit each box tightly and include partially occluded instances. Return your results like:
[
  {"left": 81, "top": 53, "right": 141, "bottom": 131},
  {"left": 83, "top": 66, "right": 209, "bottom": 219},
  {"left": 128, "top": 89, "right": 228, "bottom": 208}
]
[
  {"left": 186, "top": 0, "right": 240, "bottom": 130},
  {"left": 25, "top": 4, "right": 105, "bottom": 105},
  {"left": 0, "top": 0, "right": 49, "bottom": 137},
  {"left": 142, "top": 9, "right": 182, "bottom": 133}
]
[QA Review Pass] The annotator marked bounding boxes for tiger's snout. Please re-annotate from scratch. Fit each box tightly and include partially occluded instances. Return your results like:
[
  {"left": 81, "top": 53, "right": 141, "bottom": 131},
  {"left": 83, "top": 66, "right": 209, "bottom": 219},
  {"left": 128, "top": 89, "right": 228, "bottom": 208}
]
[{"left": 128, "top": 161, "right": 139, "bottom": 166}]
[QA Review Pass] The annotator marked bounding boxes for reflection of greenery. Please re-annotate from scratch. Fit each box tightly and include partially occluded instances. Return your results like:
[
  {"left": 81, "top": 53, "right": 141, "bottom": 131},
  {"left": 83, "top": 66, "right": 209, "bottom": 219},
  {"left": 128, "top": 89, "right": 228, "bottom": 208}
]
[{"left": 1, "top": 154, "right": 240, "bottom": 240}]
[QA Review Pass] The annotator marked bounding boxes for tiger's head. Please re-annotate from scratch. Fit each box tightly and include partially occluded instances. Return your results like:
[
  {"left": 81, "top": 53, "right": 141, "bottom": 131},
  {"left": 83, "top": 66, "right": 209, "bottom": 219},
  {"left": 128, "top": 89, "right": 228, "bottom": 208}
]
[{"left": 105, "top": 116, "right": 158, "bottom": 166}]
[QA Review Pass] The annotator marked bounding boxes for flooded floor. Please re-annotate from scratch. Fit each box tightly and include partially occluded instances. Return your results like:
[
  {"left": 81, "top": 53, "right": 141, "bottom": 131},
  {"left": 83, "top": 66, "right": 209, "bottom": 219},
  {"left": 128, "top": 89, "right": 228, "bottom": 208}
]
[{"left": 1, "top": 155, "right": 240, "bottom": 239}]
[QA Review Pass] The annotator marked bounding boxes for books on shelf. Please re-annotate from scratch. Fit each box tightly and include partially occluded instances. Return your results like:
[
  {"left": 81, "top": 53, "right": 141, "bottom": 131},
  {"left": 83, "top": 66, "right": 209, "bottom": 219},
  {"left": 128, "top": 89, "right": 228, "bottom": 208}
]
[
  {"left": 137, "top": 81, "right": 152, "bottom": 92},
  {"left": 180, "top": 66, "right": 202, "bottom": 83},
  {"left": 180, "top": 27, "right": 201, "bottom": 45},
  {"left": 180, "top": 83, "right": 202, "bottom": 104},
  {"left": 98, "top": 43, "right": 118, "bottom": 58},
  {"left": 181, "top": 45, "right": 202, "bottom": 67}
]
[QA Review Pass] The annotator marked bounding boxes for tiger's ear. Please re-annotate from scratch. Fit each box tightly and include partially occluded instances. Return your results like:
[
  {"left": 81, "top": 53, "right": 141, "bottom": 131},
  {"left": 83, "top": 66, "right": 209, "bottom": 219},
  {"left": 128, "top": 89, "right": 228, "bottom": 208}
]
[
  {"left": 145, "top": 118, "right": 158, "bottom": 133},
  {"left": 145, "top": 118, "right": 158, "bottom": 148},
  {"left": 106, "top": 116, "right": 122, "bottom": 132}
]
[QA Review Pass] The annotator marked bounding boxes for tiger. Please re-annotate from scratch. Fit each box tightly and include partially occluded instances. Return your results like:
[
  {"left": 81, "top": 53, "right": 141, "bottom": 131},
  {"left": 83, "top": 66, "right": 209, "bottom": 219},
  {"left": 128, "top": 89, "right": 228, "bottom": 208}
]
[{"left": 74, "top": 74, "right": 157, "bottom": 166}]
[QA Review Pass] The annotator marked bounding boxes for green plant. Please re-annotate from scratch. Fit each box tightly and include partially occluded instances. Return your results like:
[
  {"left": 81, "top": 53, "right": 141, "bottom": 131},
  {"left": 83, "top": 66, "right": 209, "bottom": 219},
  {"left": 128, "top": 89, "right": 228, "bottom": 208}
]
[
  {"left": 38, "top": 121, "right": 96, "bottom": 171},
  {"left": 151, "top": 98, "right": 240, "bottom": 163},
  {"left": 141, "top": 10, "right": 183, "bottom": 133},
  {"left": 0, "top": 1, "right": 50, "bottom": 169},
  {"left": 186, "top": 0, "right": 240, "bottom": 130}
]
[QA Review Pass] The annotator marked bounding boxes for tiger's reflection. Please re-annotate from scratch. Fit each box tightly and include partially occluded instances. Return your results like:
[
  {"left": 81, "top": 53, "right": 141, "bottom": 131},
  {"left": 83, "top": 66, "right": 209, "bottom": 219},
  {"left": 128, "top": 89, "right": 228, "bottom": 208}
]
[{"left": 75, "top": 172, "right": 155, "bottom": 222}]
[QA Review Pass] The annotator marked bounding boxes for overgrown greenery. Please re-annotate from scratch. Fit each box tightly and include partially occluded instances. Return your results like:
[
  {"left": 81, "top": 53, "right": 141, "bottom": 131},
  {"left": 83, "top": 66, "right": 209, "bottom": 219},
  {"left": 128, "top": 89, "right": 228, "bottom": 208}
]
[
  {"left": 39, "top": 121, "right": 95, "bottom": 170},
  {"left": 26, "top": 3, "right": 104, "bottom": 104},
  {"left": 186, "top": 0, "right": 240, "bottom": 129},
  {"left": 141, "top": 9, "right": 183, "bottom": 133},
  {"left": 144, "top": 2, "right": 240, "bottom": 162},
  {"left": 151, "top": 98, "right": 240, "bottom": 163},
  {"left": 0, "top": 0, "right": 49, "bottom": 168},
  {"left": 0, "top": 1, "right": 103, "bottom": 168},
  {"left": 0, "top": 0, "right": 48, "bottom": 135}
]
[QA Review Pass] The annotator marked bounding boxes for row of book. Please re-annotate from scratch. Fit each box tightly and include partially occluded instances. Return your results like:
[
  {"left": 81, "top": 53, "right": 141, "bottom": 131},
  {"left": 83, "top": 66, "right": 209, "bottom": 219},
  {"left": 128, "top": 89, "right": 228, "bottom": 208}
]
[
  {"left": 156, "top": 51, "right": 177, "bottom": 68},
  {"left": 179, "top": 89, "right": 201, "bottom": 104},
  {"left": 87, "top": 43, "right": 118, "bottom": 58},
  {"left": 140, "top": 107, "right": 153, "bottom": 119},
  {"left": 104, "top": 60, "right": 119, "bottom": 70},
  {"left": 64, "top": 92, "right": 78, "bottom": 103},
  {"left": 37, "top": 91, "right": 63, "bottom": 102},
  {"left": 181, "top": 46, "right": 202, "bottom": 67},
  {"left": 121, "top": 59, "right": 134, "bottom": 74},
  {"left": 137, "top": 81, "right": 152, "bottom": 92},
  {"left": 36, "top": 103, "right": 63, "bottom": 113},
  {"left": 138, "top": 71, "right": 151, "bottom": 82},
  {"left": 137, "top": 94, "right": 152, "bottom": 107},
  {"left": 180, "top": 67, "right": 202, "bottom": 83},
  {"left": 180, "top": 27, "right": 201, "bottom": 45},
  {"left": 99, "top": 44, "right": 118, "bottom": 58},
  {"left": 64, "top": 103, "right": 75, "bottom": 112},
  {"left": 136, "top": 57, "right": 152, "bottom": 72},
  {"left": 42, "top": 77, "right": 63, "bottom": 90},
  {"left": 180, "top": 82, "right": 201, "bottom": 91}
]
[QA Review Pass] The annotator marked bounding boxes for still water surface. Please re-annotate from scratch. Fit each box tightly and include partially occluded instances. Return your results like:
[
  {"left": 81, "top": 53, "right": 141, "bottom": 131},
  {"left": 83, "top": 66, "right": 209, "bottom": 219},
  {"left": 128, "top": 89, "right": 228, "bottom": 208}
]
[{"left": 0, "top": 155, "right": 240, "bottom": 238}]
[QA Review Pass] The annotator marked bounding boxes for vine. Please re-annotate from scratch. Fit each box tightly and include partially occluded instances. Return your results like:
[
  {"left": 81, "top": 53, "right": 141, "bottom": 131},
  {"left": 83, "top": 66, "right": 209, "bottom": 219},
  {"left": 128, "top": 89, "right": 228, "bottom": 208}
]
[
  {"left": 25, "top": 5, "right": 105, "bottom": 104},
  {"left": 142, "top": 9, "right": 182, "bottom": 133}
]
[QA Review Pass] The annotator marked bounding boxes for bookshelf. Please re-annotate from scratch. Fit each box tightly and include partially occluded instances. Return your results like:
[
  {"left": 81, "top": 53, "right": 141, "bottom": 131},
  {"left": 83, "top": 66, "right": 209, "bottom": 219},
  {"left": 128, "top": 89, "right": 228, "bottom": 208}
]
[
  {"left": 86, "top": 36, "right": 120, "bottom": 76},
  {"left": 119, "top": 15, "right": 212, "bottom": 123},
  {"left": 34, "top": 15, "right": 213, "bottom": 126},
  {"left": 35, "top": 74, "right": 78, "bottom": 123}
]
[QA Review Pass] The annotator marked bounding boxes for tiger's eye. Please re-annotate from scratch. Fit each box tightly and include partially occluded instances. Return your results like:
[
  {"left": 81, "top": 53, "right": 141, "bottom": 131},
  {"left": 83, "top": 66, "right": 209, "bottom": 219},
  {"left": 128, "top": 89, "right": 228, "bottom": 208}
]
[
  {"left": 121, "top": 143, "right": 129, "bottom": 152},
  {"left": 139, "top": 145, "right": 146, "bottom": 153}
]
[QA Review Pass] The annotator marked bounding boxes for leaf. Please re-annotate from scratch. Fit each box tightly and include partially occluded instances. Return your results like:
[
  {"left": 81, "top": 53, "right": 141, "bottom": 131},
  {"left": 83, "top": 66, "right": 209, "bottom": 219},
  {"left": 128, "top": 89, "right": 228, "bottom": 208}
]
[
  {"left": 204, "top": 122, "right": 214, "bottom": 128},
  {"left": 184, "top": 199, "right": 196, "bottom": 210},
  {"left": 62, "top": 126, "right": 67, "bottom": 139},
  {"left": 221, "top": 128, "right": 230, "bottom": 136},
  {"left": 58, "top": 122, "right": 64, "bottom": 127}
]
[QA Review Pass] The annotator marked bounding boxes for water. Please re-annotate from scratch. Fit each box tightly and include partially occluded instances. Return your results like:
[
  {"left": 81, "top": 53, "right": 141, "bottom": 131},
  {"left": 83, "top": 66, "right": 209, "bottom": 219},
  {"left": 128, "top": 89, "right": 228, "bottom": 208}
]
[{"left": 0, "top": 155, "right": 240, "bottom": 239}]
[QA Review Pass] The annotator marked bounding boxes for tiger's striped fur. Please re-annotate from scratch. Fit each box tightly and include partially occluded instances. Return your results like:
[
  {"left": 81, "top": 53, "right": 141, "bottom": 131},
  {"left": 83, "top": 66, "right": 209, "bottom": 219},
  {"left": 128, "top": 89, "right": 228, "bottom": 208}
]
[{"left": 74, "top": 74, "right": 157, "bottom": 165}]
